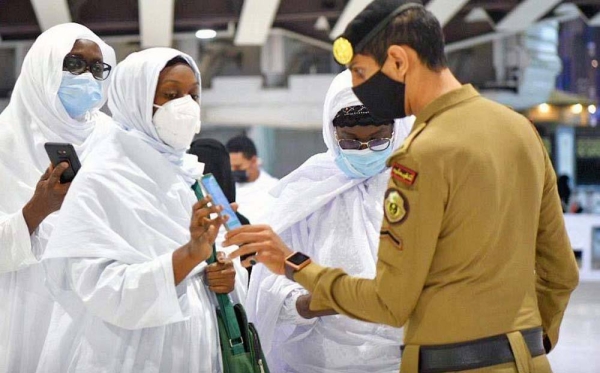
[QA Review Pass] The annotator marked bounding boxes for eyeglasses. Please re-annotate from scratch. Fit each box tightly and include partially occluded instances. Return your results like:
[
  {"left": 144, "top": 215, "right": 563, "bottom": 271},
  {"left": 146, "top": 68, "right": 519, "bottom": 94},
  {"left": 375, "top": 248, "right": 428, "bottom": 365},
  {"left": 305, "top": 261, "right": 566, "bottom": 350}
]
[
  {"left": 336, "top": 132, "right": 394, "bottom": 152},
  {"left": 63, "top": 55, "right": 112, "bottom": 81}
]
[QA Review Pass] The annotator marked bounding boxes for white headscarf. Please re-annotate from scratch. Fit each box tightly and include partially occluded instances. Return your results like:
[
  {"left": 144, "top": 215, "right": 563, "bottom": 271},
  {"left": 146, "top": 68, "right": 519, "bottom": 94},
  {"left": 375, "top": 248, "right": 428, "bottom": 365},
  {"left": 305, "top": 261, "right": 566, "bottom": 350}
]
[
  {"left": 108, "top": 47, "right": 202, "bottom": 184},
  {"left": 246, "top": 70, "right": 413, "bottom": 371},
  {"left": 0, "top": 22, "right": 115, "bottom": 221}
]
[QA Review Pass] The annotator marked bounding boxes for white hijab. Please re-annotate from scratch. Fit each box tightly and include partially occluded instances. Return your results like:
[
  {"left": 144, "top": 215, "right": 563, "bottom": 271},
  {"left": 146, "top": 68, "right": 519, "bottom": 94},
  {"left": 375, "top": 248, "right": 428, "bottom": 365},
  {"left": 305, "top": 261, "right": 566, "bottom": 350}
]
[
  {"left": 246, "top": 70, "right": 413, "bottom": 370},
  {"left": 108, "top": 47, "right": 202, "bottom": 184},
  {"left": 0, "top": 23, "right": 115, "bottom": 224}
]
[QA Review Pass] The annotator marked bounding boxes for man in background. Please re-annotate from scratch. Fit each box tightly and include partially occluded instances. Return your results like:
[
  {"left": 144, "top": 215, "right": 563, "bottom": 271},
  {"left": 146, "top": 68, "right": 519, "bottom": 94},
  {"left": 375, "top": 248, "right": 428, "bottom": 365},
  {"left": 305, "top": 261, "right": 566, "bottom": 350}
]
[{"left": 226, "top": 135, "right": 279, "bottom": 223}]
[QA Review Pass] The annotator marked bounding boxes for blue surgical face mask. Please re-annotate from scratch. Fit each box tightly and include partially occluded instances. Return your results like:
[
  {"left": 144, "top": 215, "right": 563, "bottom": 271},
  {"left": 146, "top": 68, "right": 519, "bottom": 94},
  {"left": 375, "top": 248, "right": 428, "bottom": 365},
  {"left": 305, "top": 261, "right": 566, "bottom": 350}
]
[
  {"left": 58, "top": 71, "right": 103, "bottom": 119},
  {"left": 334, "top": 145, "right": 394, "bottom": 179}
]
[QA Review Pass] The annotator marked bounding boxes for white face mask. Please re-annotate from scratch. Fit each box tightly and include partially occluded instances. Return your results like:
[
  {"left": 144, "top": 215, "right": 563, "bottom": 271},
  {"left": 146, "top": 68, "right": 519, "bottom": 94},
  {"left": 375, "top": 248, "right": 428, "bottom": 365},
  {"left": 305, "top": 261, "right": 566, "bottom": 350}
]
[{"left": 152, "top": 95, "right": 201, "bottom": 151}]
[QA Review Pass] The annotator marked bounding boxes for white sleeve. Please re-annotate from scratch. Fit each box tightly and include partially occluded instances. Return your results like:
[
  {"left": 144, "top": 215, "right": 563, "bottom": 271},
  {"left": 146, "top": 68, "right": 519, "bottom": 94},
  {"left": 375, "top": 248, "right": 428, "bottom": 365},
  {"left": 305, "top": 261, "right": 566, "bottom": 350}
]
[
  {"left": 0, "top": 209, "right": 36, "bottom": 273},
  {"left": 278, "top": 287, "right": 317, "bottom": 326},
  {"left": 68, "top": 252, "right": 189, "bottom": 330}
]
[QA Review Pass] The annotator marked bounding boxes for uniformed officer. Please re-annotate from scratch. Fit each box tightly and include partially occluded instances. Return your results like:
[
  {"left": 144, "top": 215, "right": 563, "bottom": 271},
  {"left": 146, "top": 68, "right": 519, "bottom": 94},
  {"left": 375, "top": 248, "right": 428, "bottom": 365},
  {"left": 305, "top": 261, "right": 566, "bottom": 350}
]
[{"left": 222, "top": 0, "right": 580, "bottom": 372}]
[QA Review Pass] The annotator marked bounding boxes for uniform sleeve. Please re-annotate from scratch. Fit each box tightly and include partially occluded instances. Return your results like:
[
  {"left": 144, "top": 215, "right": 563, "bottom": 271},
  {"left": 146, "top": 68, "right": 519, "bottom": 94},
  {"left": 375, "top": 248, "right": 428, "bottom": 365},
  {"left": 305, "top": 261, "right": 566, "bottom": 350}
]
[
  {"left": 295, "top": 155, "right": 446, "bottom": 328},
  {"left": 535, "top": 149, "right": 580, "bottom": 352},
  {"left": 0, "top": 209, "right": 37, "bottom": 273},
  {"left": 67, "top": 253, "right": 189, "bottom": 330}
]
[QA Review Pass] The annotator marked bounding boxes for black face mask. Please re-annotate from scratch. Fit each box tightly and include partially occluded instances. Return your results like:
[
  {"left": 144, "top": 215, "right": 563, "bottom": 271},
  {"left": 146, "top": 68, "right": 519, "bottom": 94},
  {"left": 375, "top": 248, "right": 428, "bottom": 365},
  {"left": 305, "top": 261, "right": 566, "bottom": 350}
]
[
  {"left": 232, "top": 170, "right": 249, "bottom": 183},
  {"left": 352, "top": 70, "right": 407, "bottom": 121}
]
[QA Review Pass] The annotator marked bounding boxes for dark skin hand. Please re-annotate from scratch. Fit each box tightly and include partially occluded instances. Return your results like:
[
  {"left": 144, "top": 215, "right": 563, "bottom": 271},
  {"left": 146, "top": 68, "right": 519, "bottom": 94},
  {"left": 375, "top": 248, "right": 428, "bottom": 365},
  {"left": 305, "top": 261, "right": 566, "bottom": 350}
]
[
  {"left": 23, "top": 163, "right": 70, "bottom": 234},
  {"left": 296, "top": 293, "right": 338, "bottom": 319},
  {"left": 205, "top": 251, "right": 236, "bottom": 294},
  {"left": 23, "top": 39, "right": 104, "bottom": 235},
  {"left": 173, "top": 196, "right": 225, "bottom": 285}
]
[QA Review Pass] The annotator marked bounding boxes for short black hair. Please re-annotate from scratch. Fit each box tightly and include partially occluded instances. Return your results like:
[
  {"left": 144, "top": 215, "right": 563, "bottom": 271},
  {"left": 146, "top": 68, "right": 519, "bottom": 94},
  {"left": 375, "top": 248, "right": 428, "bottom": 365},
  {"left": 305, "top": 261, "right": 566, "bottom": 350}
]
[
  {"left": 226, "top": 136, "right": 257, "bottom": 159},
  {"left": 357, "top": 7, "right": 447, "bottom": 71}
]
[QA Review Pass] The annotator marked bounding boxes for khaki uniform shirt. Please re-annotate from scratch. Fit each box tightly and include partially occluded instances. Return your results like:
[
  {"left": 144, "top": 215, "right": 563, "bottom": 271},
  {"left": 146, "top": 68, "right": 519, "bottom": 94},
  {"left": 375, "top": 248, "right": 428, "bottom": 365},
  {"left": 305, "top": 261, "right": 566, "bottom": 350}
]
[{"left": 295, "top": 85, "right": 579, "bottom": 349}]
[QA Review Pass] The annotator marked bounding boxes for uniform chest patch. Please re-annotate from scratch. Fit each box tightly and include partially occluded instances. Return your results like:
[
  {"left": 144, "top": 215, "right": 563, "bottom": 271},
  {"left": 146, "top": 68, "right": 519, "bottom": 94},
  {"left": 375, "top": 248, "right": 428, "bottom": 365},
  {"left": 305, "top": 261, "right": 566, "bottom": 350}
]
[
  {"left": 384, "top": 188, "right": 409, "bottom": 224},
  {"left": 391, "top": 163, "right": 418, "bottom": 186}
]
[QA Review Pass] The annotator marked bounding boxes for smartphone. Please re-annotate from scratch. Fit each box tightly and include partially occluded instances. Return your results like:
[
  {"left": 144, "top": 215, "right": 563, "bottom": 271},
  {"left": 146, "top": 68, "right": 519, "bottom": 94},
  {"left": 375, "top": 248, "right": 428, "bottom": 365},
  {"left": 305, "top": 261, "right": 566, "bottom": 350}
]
[
  {"left": 44, "top": 142, "right": 81, "bottom": 183},
  {"left": 200, "top": 173, "right": 243, "bottom": 231}
]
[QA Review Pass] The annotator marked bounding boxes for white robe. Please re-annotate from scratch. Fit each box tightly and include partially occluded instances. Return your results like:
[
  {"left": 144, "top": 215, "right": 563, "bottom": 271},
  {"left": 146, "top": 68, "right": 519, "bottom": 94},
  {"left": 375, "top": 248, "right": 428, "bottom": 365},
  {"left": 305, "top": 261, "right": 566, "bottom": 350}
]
[
  {"left": 37, "top": 48, "right": 246, "bottom": 373},
  {"left": 235, "top": 169, "right": 279, "bottom": 223},
  {"left": 246, "top": 70, "right": 414, "bottom": 373},
  {"left": 0, "top": 23, "right": 115, "bottom": 373}
]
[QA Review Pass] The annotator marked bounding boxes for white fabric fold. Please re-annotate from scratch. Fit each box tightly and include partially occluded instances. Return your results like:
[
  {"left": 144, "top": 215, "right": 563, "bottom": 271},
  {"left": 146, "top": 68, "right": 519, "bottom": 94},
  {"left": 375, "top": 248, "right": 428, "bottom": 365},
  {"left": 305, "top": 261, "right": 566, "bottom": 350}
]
[
  {"left": 0, "top": 23, "right": 115, "bottom": 373},
  {"left": 38, "top": 48, "right": 234, "bottom": 373},
  {"left": 247, "top": 70, "right": 414, "bottom": 373},
  {"left": 0, "top": 211, "right": 37, "bottom": 273}
]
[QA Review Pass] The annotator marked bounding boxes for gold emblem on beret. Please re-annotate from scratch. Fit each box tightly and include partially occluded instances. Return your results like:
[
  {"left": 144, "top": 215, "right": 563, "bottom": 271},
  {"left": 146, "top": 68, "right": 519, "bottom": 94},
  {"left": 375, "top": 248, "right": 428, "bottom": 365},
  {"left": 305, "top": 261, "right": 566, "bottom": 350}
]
[
  {"left": 333, "top": 37, "right": 353, "bottom": 65},
  {"left": 384, "top": 189, "right": 408, "bottom": 224}
]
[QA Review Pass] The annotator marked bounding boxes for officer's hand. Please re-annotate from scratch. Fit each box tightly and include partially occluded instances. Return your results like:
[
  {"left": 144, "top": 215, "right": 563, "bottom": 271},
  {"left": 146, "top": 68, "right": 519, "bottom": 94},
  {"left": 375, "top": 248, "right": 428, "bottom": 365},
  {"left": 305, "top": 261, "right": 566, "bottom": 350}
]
[
  {"left": 205, "top": 252, "right": 236, "bottom": 294},
  {"left": 223, "top": 225, "right": 292, "bottom": 275},
  {"left": 23, "top": 163, "right": 71, "bottom": 233},
  {"left": 188, "top": 196, "right": 224, "bottom": 263}
]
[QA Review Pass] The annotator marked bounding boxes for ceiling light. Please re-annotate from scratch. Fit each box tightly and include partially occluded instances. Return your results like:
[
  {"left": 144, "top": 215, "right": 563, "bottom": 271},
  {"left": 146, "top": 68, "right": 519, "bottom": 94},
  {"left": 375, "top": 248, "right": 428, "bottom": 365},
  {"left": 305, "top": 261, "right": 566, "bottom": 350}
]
[
  {"left": 589, "top": 105, "right": 597, "bottom": 114},
  {"left": 195, "top": 29, "right": 217, "bottom": 39},
  {"left": 538, "top": 103, "right": 550, "bottom": 113},
  {"left": 571, "top": 104, "right": 583, "bottom": 114}
]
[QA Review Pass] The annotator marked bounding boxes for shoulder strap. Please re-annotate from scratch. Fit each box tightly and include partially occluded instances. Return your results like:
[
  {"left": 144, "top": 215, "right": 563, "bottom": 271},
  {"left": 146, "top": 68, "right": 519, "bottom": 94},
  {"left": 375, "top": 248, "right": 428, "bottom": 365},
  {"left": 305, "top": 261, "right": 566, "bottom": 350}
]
[{"left": 191, "top": 182, "right": 245, "bottom": 355}]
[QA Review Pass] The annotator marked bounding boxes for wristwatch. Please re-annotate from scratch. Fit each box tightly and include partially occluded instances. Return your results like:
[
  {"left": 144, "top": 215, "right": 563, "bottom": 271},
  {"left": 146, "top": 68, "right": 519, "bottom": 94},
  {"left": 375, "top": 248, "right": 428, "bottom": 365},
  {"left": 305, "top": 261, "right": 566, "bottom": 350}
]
[{"left": 284, "top": 252, "right": 312, "bottom": 281}]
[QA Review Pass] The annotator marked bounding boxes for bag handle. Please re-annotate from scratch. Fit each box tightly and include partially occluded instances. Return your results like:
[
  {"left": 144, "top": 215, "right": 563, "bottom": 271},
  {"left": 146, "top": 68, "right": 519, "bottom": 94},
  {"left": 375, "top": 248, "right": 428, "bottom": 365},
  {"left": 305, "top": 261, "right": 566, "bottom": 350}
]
[{"left": 192, "top": 182, "right": 245, "bottom": 355}]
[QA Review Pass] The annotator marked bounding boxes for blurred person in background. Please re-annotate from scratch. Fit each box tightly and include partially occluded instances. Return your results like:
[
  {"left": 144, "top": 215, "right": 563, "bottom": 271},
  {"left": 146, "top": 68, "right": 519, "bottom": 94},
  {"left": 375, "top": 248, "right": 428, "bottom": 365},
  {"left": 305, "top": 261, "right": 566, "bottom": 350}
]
[{"left": 226, "top": 135, "right": 278, "bottom": 223}]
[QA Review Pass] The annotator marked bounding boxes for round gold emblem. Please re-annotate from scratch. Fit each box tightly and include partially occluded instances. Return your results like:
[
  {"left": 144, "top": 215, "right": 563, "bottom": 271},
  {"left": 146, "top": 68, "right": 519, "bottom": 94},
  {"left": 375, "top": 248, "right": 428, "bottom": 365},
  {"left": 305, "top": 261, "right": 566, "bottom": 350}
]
[
  {"left": 332, "top": 37, "right": 354, "bottom": 65},
  {"left": 384, "top": 189, "right": 407, "bottom": 224}
]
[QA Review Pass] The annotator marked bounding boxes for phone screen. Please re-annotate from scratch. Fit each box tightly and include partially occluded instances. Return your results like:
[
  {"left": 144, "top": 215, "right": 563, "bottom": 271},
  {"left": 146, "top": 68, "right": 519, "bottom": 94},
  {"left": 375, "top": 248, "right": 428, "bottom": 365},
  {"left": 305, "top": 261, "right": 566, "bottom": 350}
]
[{"left": 200, "top": 174, "right": 243, "bottom": 231}]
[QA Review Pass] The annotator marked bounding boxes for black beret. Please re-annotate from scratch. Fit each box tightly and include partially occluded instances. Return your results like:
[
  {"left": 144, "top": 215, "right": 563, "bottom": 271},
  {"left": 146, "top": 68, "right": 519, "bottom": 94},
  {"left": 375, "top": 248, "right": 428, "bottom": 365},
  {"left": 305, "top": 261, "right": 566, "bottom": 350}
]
[{"left": 332, "top": 0, "right": 423, "bottom": 65}]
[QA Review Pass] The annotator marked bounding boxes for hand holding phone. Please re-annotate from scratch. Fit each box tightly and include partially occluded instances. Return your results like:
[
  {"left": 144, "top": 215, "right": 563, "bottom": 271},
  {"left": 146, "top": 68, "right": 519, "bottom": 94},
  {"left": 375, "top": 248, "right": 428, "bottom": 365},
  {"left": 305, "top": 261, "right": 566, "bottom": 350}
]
[
  {"left": 44, "top": 143, "right": 81, "bottom": 183},
  {"left": 22, "top": 162, "right": 71, "bottom": 234},
  {"left": 199, "top": 174, "right": 242, "bottom": 231}
]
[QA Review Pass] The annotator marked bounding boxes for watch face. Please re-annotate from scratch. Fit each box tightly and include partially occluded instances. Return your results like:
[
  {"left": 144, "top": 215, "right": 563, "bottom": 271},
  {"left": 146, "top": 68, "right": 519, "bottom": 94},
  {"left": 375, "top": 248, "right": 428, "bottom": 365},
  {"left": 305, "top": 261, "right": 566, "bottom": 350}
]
[{"left": 287, "top": 252, "right": 310, "bottom": 266}]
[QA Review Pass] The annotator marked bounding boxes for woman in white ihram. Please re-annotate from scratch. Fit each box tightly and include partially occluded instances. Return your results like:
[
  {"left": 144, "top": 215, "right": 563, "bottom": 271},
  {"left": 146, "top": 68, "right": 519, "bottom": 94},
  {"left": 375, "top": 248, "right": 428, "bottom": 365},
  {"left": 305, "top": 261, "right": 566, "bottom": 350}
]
[
  {"left": 0, "top": 23, "right": 115, "bottom": 372},
  {"left": 37, "top": 48, "right": 246, "bottom": 373},
  {"left": 245, "top": 70, "right": 414, "bottom": 373}
]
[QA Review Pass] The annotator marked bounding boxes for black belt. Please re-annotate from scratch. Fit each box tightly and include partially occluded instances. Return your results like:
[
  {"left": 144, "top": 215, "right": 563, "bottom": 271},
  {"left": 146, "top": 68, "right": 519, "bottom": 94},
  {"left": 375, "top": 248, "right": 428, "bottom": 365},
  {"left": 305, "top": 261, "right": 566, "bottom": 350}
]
[{"left": 401, "top": 327, "right": 545, "bottom": 373}]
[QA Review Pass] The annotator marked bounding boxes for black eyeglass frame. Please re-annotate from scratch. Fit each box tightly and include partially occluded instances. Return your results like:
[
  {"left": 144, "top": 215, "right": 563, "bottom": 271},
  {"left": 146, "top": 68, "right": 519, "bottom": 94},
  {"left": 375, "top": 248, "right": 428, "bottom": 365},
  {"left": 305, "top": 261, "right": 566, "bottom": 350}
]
[
  {"left": 63, "top": 55, "right": 112, "bottom": 81},
  {"left": 335, "top": 131, "right": 394, "bottom": 152}
]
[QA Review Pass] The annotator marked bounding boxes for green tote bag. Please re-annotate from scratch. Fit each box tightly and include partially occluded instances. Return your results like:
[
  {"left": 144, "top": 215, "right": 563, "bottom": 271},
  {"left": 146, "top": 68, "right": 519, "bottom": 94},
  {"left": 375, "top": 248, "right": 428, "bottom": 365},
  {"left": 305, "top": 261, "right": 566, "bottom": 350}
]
[{"left": 192, "top": 182, "right": 270, "bottom": 373}]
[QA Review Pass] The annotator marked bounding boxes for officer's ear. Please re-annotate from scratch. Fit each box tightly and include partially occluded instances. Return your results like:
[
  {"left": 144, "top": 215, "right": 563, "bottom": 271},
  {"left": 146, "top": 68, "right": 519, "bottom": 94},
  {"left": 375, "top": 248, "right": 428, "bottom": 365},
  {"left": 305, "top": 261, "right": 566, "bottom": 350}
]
[{"left": 383, "top": 45, "right": 409, "bottom": 83}]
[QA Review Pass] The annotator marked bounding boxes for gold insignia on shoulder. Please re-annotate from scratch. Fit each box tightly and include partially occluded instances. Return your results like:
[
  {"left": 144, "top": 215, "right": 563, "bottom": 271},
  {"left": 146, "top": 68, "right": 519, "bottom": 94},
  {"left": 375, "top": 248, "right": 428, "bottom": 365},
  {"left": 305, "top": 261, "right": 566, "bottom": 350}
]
[
  {"left": 384, "top": 188, "right": 408, "bottom": 224},
  {"left": 333, "top": 37, "right": 353, "bottom": 65}
]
